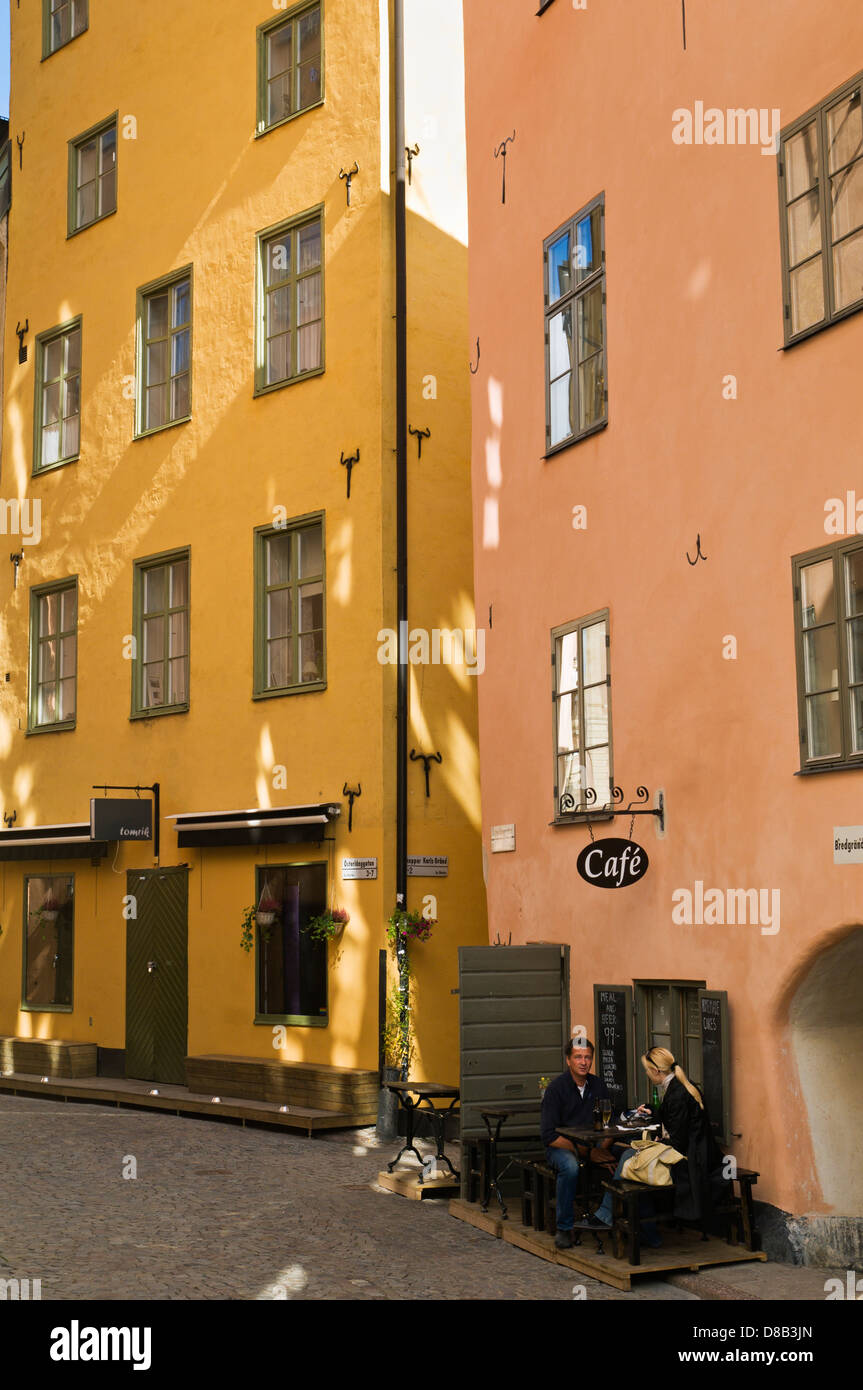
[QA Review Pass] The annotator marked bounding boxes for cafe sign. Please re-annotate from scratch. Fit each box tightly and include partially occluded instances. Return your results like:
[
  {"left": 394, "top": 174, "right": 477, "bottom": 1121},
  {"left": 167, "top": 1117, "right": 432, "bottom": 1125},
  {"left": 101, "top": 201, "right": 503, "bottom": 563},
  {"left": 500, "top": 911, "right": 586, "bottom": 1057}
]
[{"left": 576, "top": 837, "right": 649, "bottom": 889}]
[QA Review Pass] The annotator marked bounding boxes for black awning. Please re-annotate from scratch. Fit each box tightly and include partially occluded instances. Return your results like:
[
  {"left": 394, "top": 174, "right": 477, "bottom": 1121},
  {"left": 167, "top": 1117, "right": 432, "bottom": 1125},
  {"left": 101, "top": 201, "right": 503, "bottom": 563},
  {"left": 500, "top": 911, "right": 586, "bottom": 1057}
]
[
  {"left": 0, "top": 823, "right": 109, "bottom": 862},
  {"left": 166, "top": 803, "right": 341, "bottom": 849}
]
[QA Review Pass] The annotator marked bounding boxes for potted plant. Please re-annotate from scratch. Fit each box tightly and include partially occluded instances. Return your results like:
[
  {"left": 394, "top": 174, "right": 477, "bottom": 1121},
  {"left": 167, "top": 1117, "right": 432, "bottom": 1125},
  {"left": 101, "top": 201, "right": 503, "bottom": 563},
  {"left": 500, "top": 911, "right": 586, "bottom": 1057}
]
[
  {"left": 240, "top": 902, "right": 278, "bottom": 953},
  {"left": 386, "top": 907, "right": 435, "bottom": 948},
  {"left": 303, "top": 907, "right": 350, "bottom": 943},
  {"left": 256, "top": 884, "right": 280, "bottom": 929}
]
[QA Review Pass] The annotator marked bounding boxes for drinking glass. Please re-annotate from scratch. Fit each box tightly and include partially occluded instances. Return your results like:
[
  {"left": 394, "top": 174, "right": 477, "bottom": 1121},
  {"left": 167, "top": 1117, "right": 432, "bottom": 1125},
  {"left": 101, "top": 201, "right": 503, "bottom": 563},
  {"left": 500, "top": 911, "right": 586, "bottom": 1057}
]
[{"left": 601, "top": 1099, "right": 612, "bottom": 1129}]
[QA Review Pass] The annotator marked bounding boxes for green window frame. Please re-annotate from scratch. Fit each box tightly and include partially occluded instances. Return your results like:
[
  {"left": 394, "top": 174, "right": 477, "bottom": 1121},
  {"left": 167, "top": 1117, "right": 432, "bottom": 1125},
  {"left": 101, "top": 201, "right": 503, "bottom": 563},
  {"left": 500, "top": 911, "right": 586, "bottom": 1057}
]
[
  {"left": 551, "top": 609, "right": 612, "bottom": 820},
  {"left": 792, "top": 537, "right": 863, "bottom": 771},
  {"left": 256, "top": 1, "right": 323, "bottom": 136},
  {"left": 131, "top": 549, "right": 190, "bottom": 719},
  {"left": 33, "top": 318, "right": 82, "bottom": 473},
  {"left": 543, "top": 192, "right": 607, "bottom": 454},
  {"left": 254, "top": 515, "right": 325, "bottom": 697},
  {"left": 43, "top": 0, "right": 88, "bottom": 59},
  {"left": 135, "top": 268, "right": 192, "bottom": 437},
  {"left": 253, "top": 861, "right": 328, "bottom": 1026},
  {"left": 779, "top": 69, "right": 863, "bottom": 345},
  {"left": 22, "top": 874, "right": 75, "bottom": 1011},
  {"left": 28, "top": 578, "right": 78, "bottom": 733},
  {"left": 255, "top": 208, "right": 324, "bottom": 394},
  {"left": 68, "top": 113, "right": 116, "bottom": 236}
]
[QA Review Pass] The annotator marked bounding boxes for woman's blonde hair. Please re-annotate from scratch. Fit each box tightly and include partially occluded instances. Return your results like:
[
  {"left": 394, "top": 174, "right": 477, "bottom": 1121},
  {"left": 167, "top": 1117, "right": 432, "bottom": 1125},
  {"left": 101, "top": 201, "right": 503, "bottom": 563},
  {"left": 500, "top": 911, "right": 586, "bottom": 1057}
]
[{"left": 641, "top": 1046, "right": 704, "bottom": 1109}]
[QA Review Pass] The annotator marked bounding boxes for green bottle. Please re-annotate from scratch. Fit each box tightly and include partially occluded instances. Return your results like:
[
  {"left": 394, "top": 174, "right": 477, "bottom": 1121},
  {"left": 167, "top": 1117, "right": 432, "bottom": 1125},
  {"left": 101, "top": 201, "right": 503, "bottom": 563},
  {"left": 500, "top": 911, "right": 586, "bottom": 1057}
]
[{"left": 651, "top": 1084, "right": 660, "bottom": 1112}]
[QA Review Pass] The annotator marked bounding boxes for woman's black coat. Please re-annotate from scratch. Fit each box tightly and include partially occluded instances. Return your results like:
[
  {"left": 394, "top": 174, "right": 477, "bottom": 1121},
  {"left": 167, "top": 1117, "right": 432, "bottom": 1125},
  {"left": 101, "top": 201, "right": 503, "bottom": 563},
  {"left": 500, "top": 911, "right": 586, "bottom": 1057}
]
[{"left": 655, "top": 1078, "right": 723, "bottom": 1221}]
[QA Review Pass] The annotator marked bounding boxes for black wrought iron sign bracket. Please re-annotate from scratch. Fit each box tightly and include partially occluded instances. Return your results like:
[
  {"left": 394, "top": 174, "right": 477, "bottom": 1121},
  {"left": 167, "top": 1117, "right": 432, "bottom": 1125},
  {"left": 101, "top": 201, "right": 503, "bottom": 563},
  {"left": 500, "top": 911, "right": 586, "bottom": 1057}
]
[
  {"left": 557, "top": 785, "right": 665, "bottom": 834},
  {"left": 410, "top": 749, "right": 442, "bottom": 797},
  {"left": 342, "top": 782, "right": 361, "bottom": 832}
]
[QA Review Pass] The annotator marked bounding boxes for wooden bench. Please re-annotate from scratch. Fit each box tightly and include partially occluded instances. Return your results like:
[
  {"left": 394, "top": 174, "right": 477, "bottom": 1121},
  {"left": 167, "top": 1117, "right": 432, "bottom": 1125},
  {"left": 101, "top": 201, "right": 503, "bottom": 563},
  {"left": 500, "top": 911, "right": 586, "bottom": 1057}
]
[
  {"left": 714, "top": 1166, "right": 761, "bottom": 1252},
  {"left": 184, "top": 1054, "right": 379, "bottom": 1123},
  {"left": 515, "top": 1157, "right": 608, "bottom": 1252},
  {"left": 0, "top": 1037, "right": 97, "bottom": 1079}
]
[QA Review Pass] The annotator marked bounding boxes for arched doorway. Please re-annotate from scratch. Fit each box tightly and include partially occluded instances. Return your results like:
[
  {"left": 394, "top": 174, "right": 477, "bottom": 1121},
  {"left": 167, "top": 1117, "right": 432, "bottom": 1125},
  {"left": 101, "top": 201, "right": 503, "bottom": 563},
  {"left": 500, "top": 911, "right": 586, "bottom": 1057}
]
[{"left": 790, "top": 926, "right": 863, "bottom": 1215}]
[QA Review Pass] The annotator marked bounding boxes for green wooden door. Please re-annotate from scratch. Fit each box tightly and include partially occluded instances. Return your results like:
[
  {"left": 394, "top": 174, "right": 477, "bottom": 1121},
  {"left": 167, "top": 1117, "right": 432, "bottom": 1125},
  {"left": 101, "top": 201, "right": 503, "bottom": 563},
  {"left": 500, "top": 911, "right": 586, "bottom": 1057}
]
[{"left": 125, "top": 867, "right": 188, "bottom": 1085}]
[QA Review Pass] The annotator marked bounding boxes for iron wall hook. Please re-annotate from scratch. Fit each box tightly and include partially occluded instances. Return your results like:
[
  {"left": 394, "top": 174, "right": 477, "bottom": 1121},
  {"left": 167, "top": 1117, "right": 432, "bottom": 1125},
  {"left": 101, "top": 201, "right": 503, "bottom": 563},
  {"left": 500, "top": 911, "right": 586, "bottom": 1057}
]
[
  {"left": 406, "top": 143, "right": 420, "bottom": 185},
  {"left": 342, "top": 782, "right": 361, "bottom": 832},
  {"left": 10, "top": 552, "right": 23, "bottom": 588},
  {"left": 16, "top": 132, "right": 24, "bottom": 170},
  {"left": 15, "top": 320, "right": 29, "bottom": 364},
  {"left": 469, "top": 338, "right": 480, "bottom": 374},
  {"left": 494, "top": 131, "right": 516, "bottom": 204},
  {"left": 410, "top": 748, "right": 442, "bottom": 798},
  {"left": 408, "top": 426, "right": 430, "bottom": 460},
  {"left": 3, "top": 809, "right": 17, "bottom": 827},
  {"left": 340, "top": 448, "right": 360, "bottom": 499},
  {"left": 339, "top": 161, "right": 359, "bottom": 207},
  {"left": 686, "top": 533, "right": 707, "bottom": 565}
]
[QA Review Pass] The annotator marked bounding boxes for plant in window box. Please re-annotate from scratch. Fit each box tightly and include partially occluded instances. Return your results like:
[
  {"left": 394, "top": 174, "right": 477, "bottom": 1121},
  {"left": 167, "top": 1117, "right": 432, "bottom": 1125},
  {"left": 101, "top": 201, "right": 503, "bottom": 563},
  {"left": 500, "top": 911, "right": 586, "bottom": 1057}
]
[
  {"left": 303, "top": 907, "right": 350, "bottom": 944},
  {"left": 386, "top": 908, "right": 435, "bottom": 949}
]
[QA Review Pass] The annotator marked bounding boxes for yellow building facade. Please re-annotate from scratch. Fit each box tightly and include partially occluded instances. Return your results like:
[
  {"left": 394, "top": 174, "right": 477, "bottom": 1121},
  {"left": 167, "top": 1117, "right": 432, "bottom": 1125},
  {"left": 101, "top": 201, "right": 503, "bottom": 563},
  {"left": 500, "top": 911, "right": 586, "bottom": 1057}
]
[{"left": 0, "top": 0, "right": 485, "bottom": 1093}]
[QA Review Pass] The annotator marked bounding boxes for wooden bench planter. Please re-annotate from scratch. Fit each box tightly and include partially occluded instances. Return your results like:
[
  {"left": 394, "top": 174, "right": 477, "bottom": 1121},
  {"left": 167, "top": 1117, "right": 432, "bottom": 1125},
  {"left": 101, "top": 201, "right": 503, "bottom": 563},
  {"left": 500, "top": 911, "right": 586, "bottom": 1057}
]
[
  {"left": 0, "top": 1037, "right": 97, "bottom": 1079},
  {"left": 184, "top": 1054, "right": 379, "bottom": 1122}
]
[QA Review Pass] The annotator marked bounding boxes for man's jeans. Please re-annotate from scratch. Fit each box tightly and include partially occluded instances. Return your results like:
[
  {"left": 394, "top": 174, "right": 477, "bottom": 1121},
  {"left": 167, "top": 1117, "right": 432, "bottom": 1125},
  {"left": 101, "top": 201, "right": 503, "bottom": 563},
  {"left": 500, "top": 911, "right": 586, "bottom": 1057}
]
[{"left": 545, "top": 1146, "right": 580, "bottom": 1231}]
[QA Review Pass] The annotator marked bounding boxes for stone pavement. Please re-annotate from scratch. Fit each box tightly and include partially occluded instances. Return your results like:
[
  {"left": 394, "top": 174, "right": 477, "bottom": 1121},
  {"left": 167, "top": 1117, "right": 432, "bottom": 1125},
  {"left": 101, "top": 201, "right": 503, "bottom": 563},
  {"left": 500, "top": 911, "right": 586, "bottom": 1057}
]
[{"left": 0, "top": 1096, "right": 843, "bottom": 1301}]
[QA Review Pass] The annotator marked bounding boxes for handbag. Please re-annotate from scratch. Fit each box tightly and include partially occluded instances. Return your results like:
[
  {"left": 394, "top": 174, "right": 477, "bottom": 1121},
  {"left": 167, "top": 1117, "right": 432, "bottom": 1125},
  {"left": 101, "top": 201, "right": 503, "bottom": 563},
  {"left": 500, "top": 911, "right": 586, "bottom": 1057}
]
[{"left": 620, "top": 1135, "right": 685, "bottom": 1187}]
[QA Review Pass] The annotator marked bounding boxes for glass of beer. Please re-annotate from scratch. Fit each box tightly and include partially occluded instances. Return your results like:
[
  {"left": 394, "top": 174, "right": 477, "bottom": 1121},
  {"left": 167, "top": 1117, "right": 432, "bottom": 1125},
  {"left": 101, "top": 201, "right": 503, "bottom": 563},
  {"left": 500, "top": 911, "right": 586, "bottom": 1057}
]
[{"left": 601, "top": 1100, "right": 612, "bottom": 1129}]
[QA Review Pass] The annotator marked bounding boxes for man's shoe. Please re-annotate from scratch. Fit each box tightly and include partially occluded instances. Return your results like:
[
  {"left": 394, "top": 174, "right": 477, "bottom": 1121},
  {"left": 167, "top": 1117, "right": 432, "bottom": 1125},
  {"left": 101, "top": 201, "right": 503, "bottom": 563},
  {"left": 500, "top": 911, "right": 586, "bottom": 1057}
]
[
  {"left": 582, "top": 1214, "right": 611, "bottom": 1230},
  {"left": 554, "top": 1228, "right": 574, "bottom": 1249}
]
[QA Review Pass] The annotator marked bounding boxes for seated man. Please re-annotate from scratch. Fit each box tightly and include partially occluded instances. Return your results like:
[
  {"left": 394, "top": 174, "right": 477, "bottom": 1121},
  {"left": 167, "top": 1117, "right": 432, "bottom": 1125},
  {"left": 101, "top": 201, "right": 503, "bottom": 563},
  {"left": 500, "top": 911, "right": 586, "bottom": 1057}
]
[{"left": 540, "top": 1038, "right": 611, "bottom": 1249}]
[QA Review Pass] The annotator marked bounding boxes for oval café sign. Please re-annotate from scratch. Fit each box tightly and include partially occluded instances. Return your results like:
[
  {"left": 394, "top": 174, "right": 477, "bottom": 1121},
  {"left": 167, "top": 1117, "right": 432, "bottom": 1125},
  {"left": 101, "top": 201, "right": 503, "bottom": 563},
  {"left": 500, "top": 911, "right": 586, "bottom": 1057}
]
[{"left": 576, "top": 838, "right": 649, "bottom": 889}]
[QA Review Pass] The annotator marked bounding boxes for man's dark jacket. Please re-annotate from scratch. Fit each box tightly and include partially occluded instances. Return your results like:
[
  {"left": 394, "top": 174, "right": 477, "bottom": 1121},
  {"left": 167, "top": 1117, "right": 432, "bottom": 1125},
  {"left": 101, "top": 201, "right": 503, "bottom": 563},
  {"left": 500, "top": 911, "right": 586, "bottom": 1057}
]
[
  {"left": 540, "top": 1070, "right": 609, "bottom": 1148},
  {"left": 655, "top": 1077, "right": 724, "bottom": 1220}
]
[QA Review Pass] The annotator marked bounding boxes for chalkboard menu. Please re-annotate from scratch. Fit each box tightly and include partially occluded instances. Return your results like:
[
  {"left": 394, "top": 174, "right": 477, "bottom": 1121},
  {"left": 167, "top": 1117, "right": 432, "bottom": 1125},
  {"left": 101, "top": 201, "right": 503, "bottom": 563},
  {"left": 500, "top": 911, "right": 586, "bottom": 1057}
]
[
  {"left": 593, "top": 985, "right": 634, "bottom": 1111},
  {"left": 700, "top": 989, "right": 729, "bottom": 1143}
]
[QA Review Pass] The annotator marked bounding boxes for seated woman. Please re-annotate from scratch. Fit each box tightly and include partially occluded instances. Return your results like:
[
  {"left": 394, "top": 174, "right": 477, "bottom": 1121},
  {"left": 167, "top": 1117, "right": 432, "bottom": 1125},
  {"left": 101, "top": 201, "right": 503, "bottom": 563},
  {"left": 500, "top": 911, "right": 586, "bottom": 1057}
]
[{"left": 587, "top": 1046, "right": 723, "bottom": 1246}]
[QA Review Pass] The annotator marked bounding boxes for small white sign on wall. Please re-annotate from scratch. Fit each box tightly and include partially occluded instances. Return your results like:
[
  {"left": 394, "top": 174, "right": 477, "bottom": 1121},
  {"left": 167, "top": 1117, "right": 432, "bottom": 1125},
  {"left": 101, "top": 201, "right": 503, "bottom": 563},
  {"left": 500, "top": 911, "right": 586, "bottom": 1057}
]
[
  {"left": 342, "top": 857, "right": 378, "bottom": 880},
  {"left": 407, "top": 856, "right": 448, "bottom": 877},
  {"left": 834, "top": 828, "right": 863, "bottom": 864},
  {"left": 491, "top": 824, "right": 516, "bottom": 853}
]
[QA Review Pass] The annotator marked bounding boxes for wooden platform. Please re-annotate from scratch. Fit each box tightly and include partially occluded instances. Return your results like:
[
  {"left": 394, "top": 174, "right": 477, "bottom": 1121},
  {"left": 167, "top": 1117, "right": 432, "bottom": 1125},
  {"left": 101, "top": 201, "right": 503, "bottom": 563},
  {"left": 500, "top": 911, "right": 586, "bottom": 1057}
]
[
  {"left": 377, "top": 1168, "right": 460, "bottom": 1200},
  {"left": 0, "top": 1037, "right": 97, "bottom": 1078},
  {"left": 448, "top": 1199, "right": 768, "bottom": 1291},
  {"left": 0, "top": 1071, "right": 375, "bottom": 1137}
]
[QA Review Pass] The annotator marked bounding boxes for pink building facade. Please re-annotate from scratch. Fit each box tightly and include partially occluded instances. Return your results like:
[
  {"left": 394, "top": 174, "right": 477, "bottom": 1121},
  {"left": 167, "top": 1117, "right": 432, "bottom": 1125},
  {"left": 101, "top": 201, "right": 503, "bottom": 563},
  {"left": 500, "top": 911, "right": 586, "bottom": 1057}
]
[{"left": 465, "top": 0, "right": 863, "bottom": 1265}]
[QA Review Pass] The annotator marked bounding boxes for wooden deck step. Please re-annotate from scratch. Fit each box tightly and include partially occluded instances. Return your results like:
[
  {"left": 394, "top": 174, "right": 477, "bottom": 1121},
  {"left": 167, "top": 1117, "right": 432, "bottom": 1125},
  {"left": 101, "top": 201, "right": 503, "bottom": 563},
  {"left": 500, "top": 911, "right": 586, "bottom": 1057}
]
[
  {"left": 0, "top": 1071, "right": 376, "bottom": 1137},
  {"left": 185, "top": 1053, "right": 379, "bottom": 1112}
]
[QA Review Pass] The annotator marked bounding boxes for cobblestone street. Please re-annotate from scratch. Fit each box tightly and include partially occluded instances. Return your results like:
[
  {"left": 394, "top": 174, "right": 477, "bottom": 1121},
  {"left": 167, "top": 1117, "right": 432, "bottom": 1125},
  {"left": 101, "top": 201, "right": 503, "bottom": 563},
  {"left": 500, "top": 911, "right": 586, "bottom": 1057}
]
[{"left": 0, "top": 1095, "right": 839, "bottom": 1303}]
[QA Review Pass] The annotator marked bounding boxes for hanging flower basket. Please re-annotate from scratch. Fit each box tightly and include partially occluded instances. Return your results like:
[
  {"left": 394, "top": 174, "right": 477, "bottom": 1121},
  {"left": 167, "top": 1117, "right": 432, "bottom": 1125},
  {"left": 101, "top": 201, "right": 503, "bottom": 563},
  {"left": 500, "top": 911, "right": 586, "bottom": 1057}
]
[
  {"left": 386, "top": 908, "right": 435, "bottom": 949},
  {"left": 304, "top": 908, "right": 350, "bottom": 944},
  {"left": 38, "top": 894, "right": 62, "bottom": 925},
  {"left": 256, "top": 881, "right": 280, "bottom": 929}
]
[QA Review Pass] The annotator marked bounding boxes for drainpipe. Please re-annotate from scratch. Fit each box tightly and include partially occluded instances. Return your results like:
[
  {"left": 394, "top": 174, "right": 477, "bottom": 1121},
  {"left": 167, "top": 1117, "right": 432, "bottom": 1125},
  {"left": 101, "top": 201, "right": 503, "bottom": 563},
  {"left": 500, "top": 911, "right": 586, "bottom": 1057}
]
[{"left": 394, "top": 0, "right": 409, "bottom": 1081}]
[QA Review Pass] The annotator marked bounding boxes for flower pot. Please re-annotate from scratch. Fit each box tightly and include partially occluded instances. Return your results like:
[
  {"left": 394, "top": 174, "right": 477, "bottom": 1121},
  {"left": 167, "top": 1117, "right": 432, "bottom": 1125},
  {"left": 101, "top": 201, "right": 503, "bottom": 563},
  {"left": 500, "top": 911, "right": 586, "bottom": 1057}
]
[
  {"left": 41, "top": 910, "right": 59, "bottom": 924},
  {"left": 256, "top": 911, "right": 276, "bottom": 928},
  {"left": 376, "top": 1065, "right": 400, "bottom": 1142}
]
